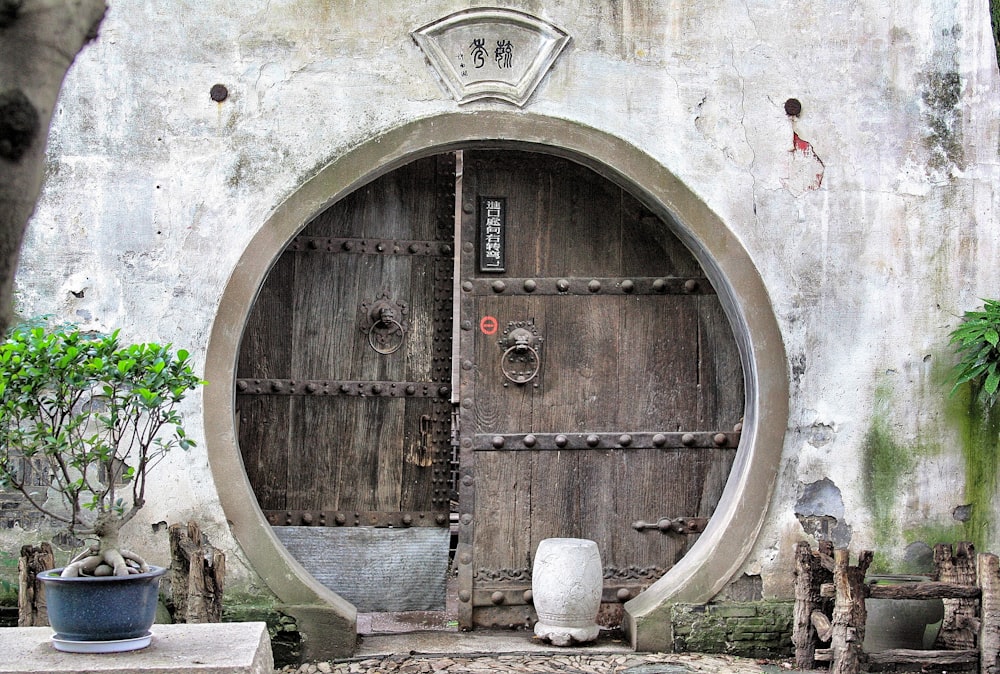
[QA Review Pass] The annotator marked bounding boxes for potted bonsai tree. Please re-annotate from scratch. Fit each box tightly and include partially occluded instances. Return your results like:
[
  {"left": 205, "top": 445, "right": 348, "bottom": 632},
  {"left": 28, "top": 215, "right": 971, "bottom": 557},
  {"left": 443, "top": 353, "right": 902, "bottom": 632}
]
[{"left": 0, "top": 321, "right": 203, "bottom": 651}]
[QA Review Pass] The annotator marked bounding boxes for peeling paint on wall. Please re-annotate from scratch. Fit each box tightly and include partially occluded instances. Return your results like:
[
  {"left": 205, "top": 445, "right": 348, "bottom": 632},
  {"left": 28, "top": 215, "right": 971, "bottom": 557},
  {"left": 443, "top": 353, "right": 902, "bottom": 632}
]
[
  {"left": 781, "top": 132, "right": 824, "bottom": 196},
  {"left": 795, "top": 477, "right": 852, "bottom": 547},
  {"left": 921, "top": 70, "right": 965, "bottom": 176}
]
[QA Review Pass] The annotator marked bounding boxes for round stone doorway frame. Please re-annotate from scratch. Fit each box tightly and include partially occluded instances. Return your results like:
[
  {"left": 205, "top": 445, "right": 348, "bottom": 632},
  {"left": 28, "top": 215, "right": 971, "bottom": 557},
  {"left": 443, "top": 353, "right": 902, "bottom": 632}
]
[{"left": 204, "top": 111, "right": 788, "bottom": 657}]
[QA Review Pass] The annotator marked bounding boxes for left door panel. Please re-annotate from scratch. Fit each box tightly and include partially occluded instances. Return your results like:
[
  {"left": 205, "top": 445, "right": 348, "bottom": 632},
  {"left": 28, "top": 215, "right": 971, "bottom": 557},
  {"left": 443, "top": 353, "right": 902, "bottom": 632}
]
[{"left": 236, "top": 154, "right": 456, "bottom": 611}]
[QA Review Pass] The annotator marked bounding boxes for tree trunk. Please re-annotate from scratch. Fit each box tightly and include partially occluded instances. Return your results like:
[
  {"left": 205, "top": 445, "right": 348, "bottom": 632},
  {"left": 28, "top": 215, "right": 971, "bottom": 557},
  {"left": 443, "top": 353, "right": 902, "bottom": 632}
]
[
  {"left": 0, "top": 0, "right": 106, "bottom": 333},
  {"left": 168, "top": 521, "right": 225, "bottom": 623},
  {"left": 17, "top": 542, "right": 54, "bottom": 626},
  {"left": 830, "top": 548, "right": 872, "bottom": 674},
  {"left": 793, "top": 540, "right": 835, "bottom": 668}
]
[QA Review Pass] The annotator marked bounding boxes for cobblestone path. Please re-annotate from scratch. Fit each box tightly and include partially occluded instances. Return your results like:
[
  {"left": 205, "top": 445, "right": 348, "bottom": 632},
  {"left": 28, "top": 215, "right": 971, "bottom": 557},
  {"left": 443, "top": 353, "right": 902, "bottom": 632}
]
[{"left": 279, "top": 652, "right": 794, "bottom": 674}]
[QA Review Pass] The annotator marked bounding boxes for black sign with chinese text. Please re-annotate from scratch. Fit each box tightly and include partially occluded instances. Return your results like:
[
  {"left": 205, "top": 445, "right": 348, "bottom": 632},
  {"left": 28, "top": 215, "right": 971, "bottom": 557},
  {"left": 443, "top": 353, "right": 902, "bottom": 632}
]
[{"left": 478, "top": 196, "right": 506, "bottom": 273}]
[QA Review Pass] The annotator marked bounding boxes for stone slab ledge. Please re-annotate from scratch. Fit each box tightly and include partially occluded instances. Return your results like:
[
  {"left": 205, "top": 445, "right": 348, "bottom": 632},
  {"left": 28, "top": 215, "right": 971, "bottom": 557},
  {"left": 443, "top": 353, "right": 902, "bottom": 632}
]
[{"left": 0, "top": 622, "right": 273, "bottom": 674}]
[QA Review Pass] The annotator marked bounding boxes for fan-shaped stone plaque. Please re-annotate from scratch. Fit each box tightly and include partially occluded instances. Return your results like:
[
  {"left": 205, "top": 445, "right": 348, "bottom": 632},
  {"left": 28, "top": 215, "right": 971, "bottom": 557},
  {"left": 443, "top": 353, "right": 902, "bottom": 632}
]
[{"left": 412, "top": 8, "right": 571, "bottom": 106}]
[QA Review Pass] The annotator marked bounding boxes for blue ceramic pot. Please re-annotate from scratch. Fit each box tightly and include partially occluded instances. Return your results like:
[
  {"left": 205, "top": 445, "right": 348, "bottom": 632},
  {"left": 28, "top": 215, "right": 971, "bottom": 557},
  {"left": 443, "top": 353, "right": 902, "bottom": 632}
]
[{"left": 38, "top": 565, "right": 166, "bottom": 642}]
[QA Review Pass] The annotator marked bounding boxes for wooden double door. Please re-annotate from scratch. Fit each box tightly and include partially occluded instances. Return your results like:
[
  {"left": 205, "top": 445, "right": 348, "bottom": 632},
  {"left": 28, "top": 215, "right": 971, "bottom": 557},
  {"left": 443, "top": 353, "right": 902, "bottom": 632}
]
[{"left": 237, "top": 150, "right": 744, "bottom": 627}]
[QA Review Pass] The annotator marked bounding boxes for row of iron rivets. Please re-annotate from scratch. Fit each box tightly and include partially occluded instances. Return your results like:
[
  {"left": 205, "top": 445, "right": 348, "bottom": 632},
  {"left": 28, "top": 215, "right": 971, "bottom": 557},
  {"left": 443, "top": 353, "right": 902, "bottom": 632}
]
[
  {"left": 281, "top": 511, "right": 448, "bottom": 526},
  {"left": 483, "top": 588, "right": 632, "bottom": 605},
  {"left": 460, "top": 278, "right": 701, "bottom": 293},
  {"left": 236, "top": 380, "right": 450, "bottom": 397},
  {"left": 300, "top": 238, "right": 453, "bottom": 256},
  {"left": 488, "top": 432, "right": 732, "bottom": 449}
]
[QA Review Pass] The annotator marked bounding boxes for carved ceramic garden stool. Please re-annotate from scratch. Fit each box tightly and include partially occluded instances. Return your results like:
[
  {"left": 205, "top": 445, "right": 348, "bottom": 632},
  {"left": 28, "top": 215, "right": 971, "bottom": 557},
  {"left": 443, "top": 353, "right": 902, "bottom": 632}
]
[{"left": 531, "top": 538, "right": 603, "bottom": 646}]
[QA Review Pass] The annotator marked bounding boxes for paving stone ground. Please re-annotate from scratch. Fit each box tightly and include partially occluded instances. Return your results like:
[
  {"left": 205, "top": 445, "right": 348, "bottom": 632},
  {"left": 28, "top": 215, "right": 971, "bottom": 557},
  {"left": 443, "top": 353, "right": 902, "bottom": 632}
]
[{"left": 278, "top": 652, "right": 798, "bottom": 674}]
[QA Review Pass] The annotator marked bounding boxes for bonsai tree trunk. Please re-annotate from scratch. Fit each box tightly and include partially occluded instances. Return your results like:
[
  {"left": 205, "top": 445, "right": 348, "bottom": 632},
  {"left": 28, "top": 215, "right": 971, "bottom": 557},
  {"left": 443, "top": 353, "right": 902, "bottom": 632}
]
[
  {"left": 0, "top": 0, "right": 106, "bottom": 334},
  {"left": 61, "top": 511, "right": 150, "bottom": 577}
]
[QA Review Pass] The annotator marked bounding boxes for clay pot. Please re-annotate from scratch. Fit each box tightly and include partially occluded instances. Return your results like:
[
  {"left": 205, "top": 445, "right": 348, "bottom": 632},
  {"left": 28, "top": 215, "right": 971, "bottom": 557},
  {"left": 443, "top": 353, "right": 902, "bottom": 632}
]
[{"left": 863, "top": 574, "right": 944, "bottom": 653}]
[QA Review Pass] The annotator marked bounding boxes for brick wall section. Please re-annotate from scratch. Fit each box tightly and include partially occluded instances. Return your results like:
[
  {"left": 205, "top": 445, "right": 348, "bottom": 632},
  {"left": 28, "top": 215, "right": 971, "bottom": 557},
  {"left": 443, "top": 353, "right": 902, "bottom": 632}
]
[{"left": 671, "top": 601, "right": 795, "bottom": 658}]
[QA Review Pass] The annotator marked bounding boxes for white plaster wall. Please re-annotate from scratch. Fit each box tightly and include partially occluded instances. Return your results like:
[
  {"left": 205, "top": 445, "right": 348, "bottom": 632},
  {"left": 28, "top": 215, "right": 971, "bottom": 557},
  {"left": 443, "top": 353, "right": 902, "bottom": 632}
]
[{"left": 13, "top": 0, "right": 1000, "bottom": 597}]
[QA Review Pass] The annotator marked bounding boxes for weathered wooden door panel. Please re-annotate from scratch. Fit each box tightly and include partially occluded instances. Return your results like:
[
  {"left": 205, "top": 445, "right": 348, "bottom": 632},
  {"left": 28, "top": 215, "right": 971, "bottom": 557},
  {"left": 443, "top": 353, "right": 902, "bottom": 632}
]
[
  {"left": 238, "top": 248, "right": 295, "bottom": 513},
  {"left": 457, "top": 150, "right": 743, "bottom": 628},
  {"left": 237, "top": 154, "right": 455, "bottom": 611}
]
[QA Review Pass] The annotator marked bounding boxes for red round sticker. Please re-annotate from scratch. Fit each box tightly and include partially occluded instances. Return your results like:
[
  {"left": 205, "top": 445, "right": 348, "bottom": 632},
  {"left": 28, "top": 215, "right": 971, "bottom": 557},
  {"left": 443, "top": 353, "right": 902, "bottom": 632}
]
[{"left": 480, "top": 316, "right": 498, "bottom": 335}]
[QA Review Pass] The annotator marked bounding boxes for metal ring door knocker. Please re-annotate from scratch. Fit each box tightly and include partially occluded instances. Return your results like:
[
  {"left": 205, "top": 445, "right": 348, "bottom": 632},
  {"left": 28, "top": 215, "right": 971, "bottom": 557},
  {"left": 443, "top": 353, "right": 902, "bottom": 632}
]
[
  {"left": 498, "top": 322, "right": 543, "bottom": 385},
  {"left": 359, "top": 293, "right": 408, "bottom": 355}
]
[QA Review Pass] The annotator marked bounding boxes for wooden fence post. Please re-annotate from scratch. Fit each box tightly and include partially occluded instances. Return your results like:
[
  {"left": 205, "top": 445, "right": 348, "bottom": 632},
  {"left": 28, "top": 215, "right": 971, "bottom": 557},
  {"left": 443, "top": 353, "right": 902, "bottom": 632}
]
[
  {"left": 980, "top": 552, "right": 1000, "bottom": 674},
  {"left": 793, "top": 540, "right": 835, "bottom": 668},
  {"left": 935, "top": 542, "right": 979, "bottom": 651},
  {"left": 830, "top": 547, "right": 872, "bottom": 674},
  {"left": 793, "top": 541, "right": 817, "bottom": 668},
  {"left": 167, "top": 521, "right": 226, "bottom": 623},
  {"left": 17, "top": 542, "right": 54, "bottom": 626}
]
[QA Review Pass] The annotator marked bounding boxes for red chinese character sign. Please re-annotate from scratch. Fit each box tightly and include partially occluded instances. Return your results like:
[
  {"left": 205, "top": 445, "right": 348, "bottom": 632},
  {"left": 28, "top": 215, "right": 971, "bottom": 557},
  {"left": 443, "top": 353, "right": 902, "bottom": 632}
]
[{"left": 412, "top": 8, "right": 571, "bottom": 107}]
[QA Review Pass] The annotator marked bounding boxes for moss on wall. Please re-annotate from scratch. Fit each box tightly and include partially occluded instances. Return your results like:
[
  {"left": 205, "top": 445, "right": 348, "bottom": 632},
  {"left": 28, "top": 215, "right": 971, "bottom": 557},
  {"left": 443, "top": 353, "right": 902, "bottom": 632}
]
[
  {"left": 862, "top": 383, "right": 915, "bottom": 547},
  {"left": 861, "top": 359, "right": 999, "bottom": 564},
  {"left": 222, "top": 594, "right": 301, "bottom": 668},
  {"left": 944, "top": 382, "right": 1000, "bottom": 550}
]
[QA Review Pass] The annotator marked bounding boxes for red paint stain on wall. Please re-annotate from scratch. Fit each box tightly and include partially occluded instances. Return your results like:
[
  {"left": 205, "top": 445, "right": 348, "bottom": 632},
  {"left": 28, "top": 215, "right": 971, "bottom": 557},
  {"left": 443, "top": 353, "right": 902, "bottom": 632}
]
[{"left": 782, "top": 133, "right": 825, "bottom": 195}]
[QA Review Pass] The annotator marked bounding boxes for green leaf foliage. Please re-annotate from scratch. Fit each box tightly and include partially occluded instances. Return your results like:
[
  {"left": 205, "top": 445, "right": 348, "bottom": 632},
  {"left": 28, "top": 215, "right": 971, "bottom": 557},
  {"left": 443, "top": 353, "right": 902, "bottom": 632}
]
[
  {"left": 950, "top": 299, "right": 1000, "bottom": 410},
  {"left": 0, "top": 320, "right": 205, "bottom": 538}
]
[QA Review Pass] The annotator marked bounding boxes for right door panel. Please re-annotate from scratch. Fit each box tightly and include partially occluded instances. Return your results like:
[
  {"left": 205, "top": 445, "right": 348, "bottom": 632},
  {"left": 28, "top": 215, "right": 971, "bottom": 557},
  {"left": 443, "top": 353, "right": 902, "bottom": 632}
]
[{"left": 456, "top": 151, "right": 744, "bottom": 629}]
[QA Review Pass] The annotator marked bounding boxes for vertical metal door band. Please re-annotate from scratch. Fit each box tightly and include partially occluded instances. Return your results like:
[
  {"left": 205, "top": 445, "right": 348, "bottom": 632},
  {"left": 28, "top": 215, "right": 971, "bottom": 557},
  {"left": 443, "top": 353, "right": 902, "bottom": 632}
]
[
  {"left": 433, "top": 152, "right": 460, "bottom": 515},
  {"left": 456, "top": 150, "right": 477, "bottom": 629}
]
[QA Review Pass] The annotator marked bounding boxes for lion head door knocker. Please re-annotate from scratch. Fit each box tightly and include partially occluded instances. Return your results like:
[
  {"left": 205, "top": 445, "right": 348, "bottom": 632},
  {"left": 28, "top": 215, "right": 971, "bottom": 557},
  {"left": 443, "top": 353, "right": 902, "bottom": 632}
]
[
  {"left": 498, "top": 321, "right": 543, "bottom": 386},
  {"left": 359, "top": 293, "right": 408, "bottom": 355}
]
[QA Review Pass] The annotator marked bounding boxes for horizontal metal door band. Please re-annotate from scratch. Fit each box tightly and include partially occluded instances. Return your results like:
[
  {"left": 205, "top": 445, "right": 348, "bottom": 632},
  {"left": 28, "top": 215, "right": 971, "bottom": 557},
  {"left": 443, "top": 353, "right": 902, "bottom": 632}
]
[
  {"left": 236, "top": 378, "right": 450, "bottom": 398},
  {"left": 469, "top": 583, "right": 665, "bottom": 608},
  {"left": 265, "top": 510, "right": 449, "bottom": 528},
  {"left": 462, "top": 276, "right": 714, "bottom": 296},
  {"left": 473, "top": 431, "right": 741, "bottom": 450},
  {"left": 471, "top": 565, "right": 668, "bottom": 584},
  {"left": 287, "top": 235, "right": 453, "bottom": 257}
]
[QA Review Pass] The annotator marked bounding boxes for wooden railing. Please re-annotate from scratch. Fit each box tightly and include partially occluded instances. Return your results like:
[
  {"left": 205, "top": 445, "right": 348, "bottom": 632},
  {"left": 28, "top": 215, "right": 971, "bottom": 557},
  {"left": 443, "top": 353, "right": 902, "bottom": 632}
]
[{"left": 793, "top": 541, "right": 999, "bottom": 674}]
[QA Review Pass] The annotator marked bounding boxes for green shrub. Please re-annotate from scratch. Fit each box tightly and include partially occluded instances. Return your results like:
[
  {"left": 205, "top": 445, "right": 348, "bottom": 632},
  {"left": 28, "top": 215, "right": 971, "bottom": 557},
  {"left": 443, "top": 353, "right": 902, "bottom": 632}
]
[
  {"left": 949, "top": 299, "right": 1000, "bottom": 409},
  {"left": 0, "top": 322, "right": 203, "bottom": 575}
]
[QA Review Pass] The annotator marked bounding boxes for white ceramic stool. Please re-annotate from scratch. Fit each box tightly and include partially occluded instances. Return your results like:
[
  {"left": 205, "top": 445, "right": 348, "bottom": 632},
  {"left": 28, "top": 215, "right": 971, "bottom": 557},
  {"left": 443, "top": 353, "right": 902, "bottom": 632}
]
[{"left": 531, "top": 537, "right": 602, "bottom": 645}]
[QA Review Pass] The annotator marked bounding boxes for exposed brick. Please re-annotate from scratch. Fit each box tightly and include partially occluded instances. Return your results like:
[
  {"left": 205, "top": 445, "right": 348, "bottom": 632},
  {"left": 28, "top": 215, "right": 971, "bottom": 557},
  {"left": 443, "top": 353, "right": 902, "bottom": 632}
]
[
  {"left": 706, "top": 605, "right": 757, "bottom": 618},
  {"left": 671, "top": 601, "right": 795, "bottom": 659}
]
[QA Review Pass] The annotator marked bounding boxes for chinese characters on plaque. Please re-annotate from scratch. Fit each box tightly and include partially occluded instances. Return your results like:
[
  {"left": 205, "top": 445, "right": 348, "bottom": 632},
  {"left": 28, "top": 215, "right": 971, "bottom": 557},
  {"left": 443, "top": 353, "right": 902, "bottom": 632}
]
[
  {"left": 412, "top": 8, "right": 570, "bottom": 107},
  {"left": 464, "top": 38, "right": 515, "bottom": 73},
  {"left": 479, "top": 197, "right": 506, "bottom": 273}
]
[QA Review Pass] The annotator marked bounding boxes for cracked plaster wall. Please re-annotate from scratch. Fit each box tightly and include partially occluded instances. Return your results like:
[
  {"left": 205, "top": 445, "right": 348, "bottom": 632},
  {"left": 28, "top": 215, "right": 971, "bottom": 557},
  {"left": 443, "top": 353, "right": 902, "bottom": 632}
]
[{"left": 9, "top": 0, "right": 1000, "bottom": 600}]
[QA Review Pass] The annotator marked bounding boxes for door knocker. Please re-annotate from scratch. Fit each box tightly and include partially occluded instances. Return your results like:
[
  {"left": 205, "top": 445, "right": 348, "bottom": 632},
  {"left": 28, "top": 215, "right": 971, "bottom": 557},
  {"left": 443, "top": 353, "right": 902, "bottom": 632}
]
[
  {"left": 498, "top": 321, "right": 543, "bottom": 385},
  {"left": 359, "top": 294, "right": 408, "bottom": 355}
]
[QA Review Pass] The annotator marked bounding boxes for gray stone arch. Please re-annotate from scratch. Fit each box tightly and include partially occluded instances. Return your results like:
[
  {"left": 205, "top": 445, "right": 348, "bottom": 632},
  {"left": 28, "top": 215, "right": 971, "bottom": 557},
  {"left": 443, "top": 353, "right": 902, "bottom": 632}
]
[{"left": 204, "top": 111, "right": 788, "bottom": 656}]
